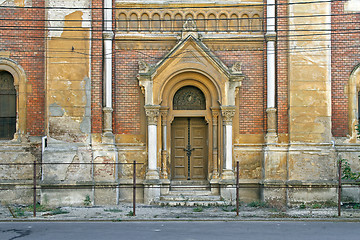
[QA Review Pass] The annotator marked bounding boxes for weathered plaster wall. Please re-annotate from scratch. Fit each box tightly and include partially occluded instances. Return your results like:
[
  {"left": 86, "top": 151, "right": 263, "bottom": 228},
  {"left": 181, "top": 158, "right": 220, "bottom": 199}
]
[
  {"left": 46, "top": 1, "right": 91, "bottom": 143},
  {"left": 289, "top": 0, "right": 332, "bottom": 143}
]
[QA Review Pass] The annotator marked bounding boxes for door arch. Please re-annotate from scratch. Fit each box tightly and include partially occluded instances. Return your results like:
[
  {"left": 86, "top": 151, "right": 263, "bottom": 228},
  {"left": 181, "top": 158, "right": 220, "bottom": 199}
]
[{"left": 159, "top": 72, "right": 221, "bottom": 181}]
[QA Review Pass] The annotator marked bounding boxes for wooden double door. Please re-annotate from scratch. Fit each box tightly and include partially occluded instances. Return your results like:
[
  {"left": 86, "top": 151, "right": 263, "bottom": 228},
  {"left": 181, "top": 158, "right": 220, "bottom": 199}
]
[{"left": 171, "top": 117, "right": 208, "bottom": 180}]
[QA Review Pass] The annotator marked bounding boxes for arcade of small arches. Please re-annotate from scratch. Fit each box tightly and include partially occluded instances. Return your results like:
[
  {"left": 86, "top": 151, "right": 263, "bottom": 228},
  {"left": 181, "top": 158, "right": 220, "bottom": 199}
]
[{"left": 116, "top": 10, "right": 263, "bottom": 33}]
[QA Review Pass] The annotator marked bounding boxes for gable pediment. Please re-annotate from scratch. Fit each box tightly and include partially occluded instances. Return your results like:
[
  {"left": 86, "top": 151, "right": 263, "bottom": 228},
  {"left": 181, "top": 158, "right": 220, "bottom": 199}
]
[
  {"left": 137, "top": 33, "right": 245, "bottom": 106},
  {"left": 148, "top": 35, "right": 232, "bottom": 80}
]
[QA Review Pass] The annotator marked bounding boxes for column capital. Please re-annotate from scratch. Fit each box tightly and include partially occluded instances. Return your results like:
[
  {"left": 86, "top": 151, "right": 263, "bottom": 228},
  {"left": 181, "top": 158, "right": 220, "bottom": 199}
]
[
  {"left": 160, "top": 107, "right": 169, "bottom": 126},
  {"left": 221, "top": 106, "right": 236, "bottom": 125},
  {"left": 102, "top": 31, "right": 114, "bottom": 40},
  {"left": 211, "top": 107, "right": 220, "bottom": 125},
  {"left": 145, "top": 105, "right": 160, "bottom": 125}
]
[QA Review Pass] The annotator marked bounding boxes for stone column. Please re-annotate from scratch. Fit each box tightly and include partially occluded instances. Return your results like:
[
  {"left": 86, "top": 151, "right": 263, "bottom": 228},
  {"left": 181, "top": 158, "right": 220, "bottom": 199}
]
[
  {"left": 211, "top": 108, "right": 220, "bottom": 180},
  {"left": 144, "top": 105, "right": 160, "bottom": 179},
  {"left": 220, "top": 106, "right": 236, "bottom": 179},
  {"left": 102, "top": 30, "right": 114, "bottom": 142},
  {"left": 160, "top": 108, "right": 169, "bottom": 179},
  {"left": 144, "top": 105, "right": 161, "bottom": 204},
  {"left": 265, "top": 0, "right": 278, "bottom": 143}
]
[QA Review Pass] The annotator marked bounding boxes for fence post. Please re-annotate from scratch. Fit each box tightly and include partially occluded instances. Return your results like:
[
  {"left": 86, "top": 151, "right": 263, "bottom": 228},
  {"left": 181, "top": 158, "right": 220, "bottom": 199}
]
[
  {"left": 33, "top": 160, "right": 36, "bottom": 217},
  {"left": 133, "top": 160, "right": 136, "bottom": 216},
  {"left": 236, "top": 161, "right": 239, "bottom": 216},
  {"left": 338, "top": 160, "right": 342, "bottom": 217}
]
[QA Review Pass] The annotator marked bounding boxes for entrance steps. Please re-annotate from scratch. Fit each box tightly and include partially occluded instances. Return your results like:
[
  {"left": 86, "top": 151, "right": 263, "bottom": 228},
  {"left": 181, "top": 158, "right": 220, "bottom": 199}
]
[{"left": 155, "top": 180, "right": 228, "bottom": 206}]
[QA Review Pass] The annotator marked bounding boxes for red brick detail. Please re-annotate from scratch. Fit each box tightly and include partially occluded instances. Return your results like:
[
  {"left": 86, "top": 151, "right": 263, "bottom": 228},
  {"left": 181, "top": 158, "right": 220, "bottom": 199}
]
[
  {"left": 215, "top": 50, "right": 265, "bottom": 134},
  {"left": 0, "top": 1, "right": 46, "bottom": 136},
  {"left": 331, "top": 2, "right": 360, "bottom": 137},
  {"left": 114, "top": 50, "right": 168, "bottom": 134},
  {"left": 277, "top": 0, "right": 289, "bottom": 134},
  {"left": 91, "top": 0, "right": 104, "bottom": 133}
]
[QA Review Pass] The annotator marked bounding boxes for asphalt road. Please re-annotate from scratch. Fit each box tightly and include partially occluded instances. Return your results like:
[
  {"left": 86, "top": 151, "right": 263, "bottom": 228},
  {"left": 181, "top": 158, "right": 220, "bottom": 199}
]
[{"left": 1, "top": 221, "right": 360, "bottom": 240}]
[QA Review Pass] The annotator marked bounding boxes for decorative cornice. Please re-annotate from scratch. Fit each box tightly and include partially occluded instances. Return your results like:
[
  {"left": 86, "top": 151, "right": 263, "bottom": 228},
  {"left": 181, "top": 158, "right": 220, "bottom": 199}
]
[{"left": 145, "top": 105, "right": 160, "bottom": 125}]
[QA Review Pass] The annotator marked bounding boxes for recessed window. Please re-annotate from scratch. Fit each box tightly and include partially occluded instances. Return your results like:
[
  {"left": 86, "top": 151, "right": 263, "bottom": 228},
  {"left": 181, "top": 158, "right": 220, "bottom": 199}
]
[{"left": 0, "top": 71, "right": 16, "bottom": 140}]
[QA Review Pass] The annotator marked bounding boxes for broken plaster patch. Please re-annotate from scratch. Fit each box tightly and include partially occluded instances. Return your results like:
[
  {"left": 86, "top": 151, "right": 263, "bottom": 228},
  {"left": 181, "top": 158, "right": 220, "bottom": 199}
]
[
  {"left": 47, "top": 0, "right": 91, "bottom": 38},
  {"left": 80, "top": 77, "right": 91, "bottom": 134},
  {"left": 345, "top": 0, "right": 360, "bottom": 12},
  {"left": 49, "top": 102, "right": 65, "bottom": 117}
]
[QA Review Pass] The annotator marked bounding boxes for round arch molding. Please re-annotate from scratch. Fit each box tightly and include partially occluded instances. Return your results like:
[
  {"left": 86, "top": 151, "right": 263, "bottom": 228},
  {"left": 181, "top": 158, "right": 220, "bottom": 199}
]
[
  {"left": 0, "top": 58, "right": 28, "bottom": 141},
  {"left": 160, "top": 71, "right": 220, "bottom": 118},
  {"left": 348, "top": 63, "right": 360, "bottom": 141}
]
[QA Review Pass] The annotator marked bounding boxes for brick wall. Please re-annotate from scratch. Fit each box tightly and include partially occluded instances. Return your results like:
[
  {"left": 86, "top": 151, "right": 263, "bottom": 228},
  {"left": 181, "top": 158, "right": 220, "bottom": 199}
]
[
  {"left": 277, "top": 0, "right": 289, "bottom": 134},
  {"left": 215, "top": 50, "right": 265, "bottom": 134},
  {"left": 0, "top": 1, "right": 45, "bottom": 136},
  {"left": 114, "top": 50, "right": 168, "bottom": 134},
  {"left": 91, "top": 0, "right": 103, "bottom": 133},
  {"left": 331, "top": 1, "right": 360, "bottom": 137}
]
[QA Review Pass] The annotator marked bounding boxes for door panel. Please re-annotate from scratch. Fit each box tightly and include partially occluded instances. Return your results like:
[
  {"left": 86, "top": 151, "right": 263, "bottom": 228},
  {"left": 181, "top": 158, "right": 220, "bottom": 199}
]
[{"left": 171, "top": 117, "right": 207, "bottom": 180}]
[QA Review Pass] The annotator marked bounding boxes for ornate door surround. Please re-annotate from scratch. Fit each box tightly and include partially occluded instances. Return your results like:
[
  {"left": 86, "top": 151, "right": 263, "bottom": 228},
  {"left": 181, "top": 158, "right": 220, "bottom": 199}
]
[{"left": 137, "top": 28, "right": 244, "bottom": 182}]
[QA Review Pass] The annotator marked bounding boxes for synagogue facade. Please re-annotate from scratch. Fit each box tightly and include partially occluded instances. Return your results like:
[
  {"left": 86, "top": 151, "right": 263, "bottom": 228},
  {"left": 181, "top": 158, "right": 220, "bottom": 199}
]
[{"left": 0, "top": 0, "right": 359, "bottom": 206}]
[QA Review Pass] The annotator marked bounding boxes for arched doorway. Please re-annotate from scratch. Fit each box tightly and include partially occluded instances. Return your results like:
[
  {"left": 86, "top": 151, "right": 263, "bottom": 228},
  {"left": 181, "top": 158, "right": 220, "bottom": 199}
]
[
  {"left": 171, "top": 86, "right": 208, "bottom": 180},
  {"left": 159, "top": 73, "right": 221, "bottom": 182}
]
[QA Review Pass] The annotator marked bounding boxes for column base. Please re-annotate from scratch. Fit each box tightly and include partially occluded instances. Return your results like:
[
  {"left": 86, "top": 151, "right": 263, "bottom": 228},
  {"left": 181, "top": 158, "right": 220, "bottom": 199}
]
[
  {"left": 102, "top": 132, "right": 115, "bottom": 144},
  {"left": 211, "top": 170, "right": 220, "bottom": 180},
  {"left": 265, "top": 133, "right": 278, "bottom": 144},
  {"left": 146, "top": 169, "right": 160, "bottom": 180},
  {"left": 144, "top": 184, "right": 161, "bottom": 204},
  {"left": 221, "top": 169, "right": 235, "bottom": 180}
]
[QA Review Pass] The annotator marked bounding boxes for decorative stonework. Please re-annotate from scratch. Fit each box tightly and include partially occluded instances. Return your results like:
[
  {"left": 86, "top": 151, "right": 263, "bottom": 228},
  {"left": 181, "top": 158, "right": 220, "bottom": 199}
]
[
  {"left": 116, "top": 7, "right": 263, "bottom": 34},
  {"left": 145, "top": 105, "right": 160, "bottom": 125},
  {"left": 160, "top": 108, "right": 168, "bottom": 126},
  {"left": 138, "top": 60, "right": 150, "bottom": 74},
  {"left": 183, "top": 18, "right": 197, "bottom": 32},
  {"left": 221, "top": 106, "right": 236, "bottom": 125},
  {"left": 231, "top": 62, "right": 243, "bottom": 74},
  {"left": 173, "top": 86, "right": 206, "bottom": 110},
  {"left": 102, "top": 31, "right": 114, "bottom": 40},
  {"left": 211, "top": 108, "right": 219, "bottom": 125}
]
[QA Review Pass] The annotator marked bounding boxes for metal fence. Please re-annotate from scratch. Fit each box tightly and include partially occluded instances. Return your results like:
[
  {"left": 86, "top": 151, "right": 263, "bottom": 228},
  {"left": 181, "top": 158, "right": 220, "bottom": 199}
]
[{"left": 0, "top": 160, "right": 355, "bottom": 218}]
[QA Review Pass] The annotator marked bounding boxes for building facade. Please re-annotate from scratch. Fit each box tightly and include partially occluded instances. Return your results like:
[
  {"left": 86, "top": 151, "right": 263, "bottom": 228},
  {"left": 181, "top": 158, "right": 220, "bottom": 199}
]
[{"left": 0, "top": 0, "right": 359, "bottom": 206}]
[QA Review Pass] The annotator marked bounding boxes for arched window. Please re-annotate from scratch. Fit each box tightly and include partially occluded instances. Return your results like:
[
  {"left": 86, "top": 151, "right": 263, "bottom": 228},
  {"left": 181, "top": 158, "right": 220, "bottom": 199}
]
[
  {"left": 0, "top": 71, "right": 16, "bottom": 139},
  {"left": 173, "top": 86, "right": 206, "bottom": 110}
]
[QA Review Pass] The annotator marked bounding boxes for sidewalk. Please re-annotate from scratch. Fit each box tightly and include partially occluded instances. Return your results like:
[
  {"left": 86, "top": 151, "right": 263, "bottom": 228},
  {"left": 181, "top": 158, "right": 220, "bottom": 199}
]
[{"left": 1, "top": 203, "right": 360, "bottom": 221}]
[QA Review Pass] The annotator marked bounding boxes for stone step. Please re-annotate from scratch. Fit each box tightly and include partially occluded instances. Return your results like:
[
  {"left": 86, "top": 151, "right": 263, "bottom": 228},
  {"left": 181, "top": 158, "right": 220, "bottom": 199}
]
[
  {"left": 166, "top": 190, "right": 213, "bottom": 196},
  {"left": 170, "top": 185, "right": 210, "bottom": 191},
  {"left": 160, "top": 194, "right": 221, "bottom": 201},
  {"left": 156, "top": 200, "right": 229, "bottom": 207},
  {"left": 170, "top": 180, "right": 209, "bottom": 186}
]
